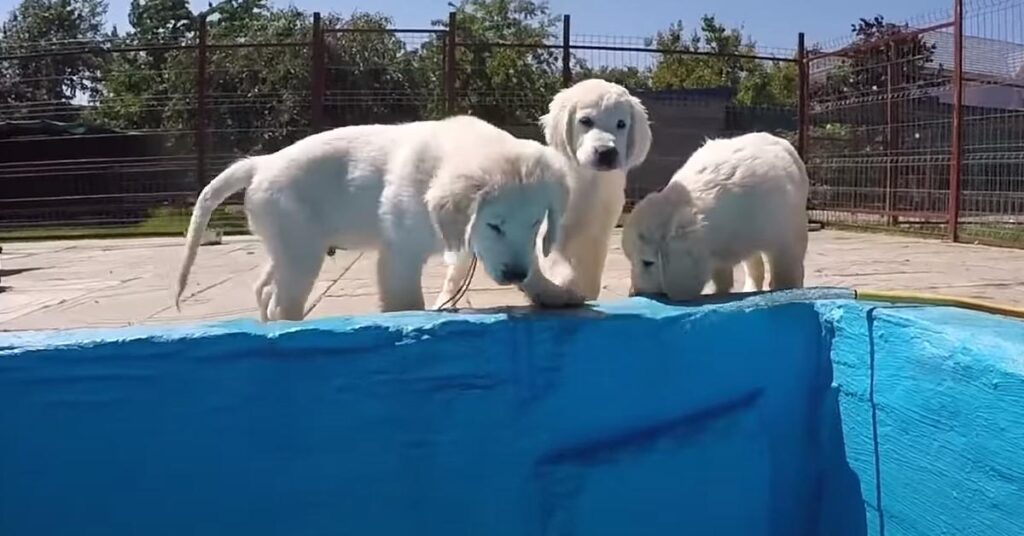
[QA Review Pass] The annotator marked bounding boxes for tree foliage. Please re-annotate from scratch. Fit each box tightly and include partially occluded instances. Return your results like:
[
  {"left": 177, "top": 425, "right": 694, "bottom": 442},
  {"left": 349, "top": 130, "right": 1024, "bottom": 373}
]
[
  {"left": 427, "top": 0, "right": 562, "bottom": 125},
  {"left": 1, "top": 0, "right": 805, "bottom": 151},
  {"left": 0, "top": 0, "right": 108, "bottom": 118},
  {"left": 809, "top": 15, "right": 940, "bottom": 157},
  {"left": 812, "top": 15, "right": 938, "bottom": 103},
  {"left": 649, "top": 15, "right": 796, "bottom": 106},
  {"left": 87, "top": 0, "right": 192, "bottom": 130},
  {"left": 575, "top": 66, "right": 652, "bottom": 91}
]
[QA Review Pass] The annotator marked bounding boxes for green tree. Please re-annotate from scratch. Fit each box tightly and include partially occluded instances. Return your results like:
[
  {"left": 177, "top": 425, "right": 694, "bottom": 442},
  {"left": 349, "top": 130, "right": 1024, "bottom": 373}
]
[
  {"left": 649, "top": 15, "right": 796, "bottom": 106},
  {"left": 813, "top": 15, "right": 937, "bottom": 105},
  {"left": 575, "top": 65, "right": 652, "bottom": 91},
  {"left": 128, "top": 0, "right": 192, "bottom": 41},
  {"left": 809, "top": 15, "right": 938, "bottom": 156},
  {"left": 201, "top": 1, "right": 313, "bottom": 154},
  {"left": 322, "top": 11, "right": 429, "bottom": 127},
  {"left": 91, "top": 1, "right": 427, "bottom": 156},
  {"left": 0, "top": 0, "right": 109, "bottom": 120},
  {"left": 422, "top": 0, "right": 562, "bottom": 127},
  {"left": 88, "top": 0, "right": 194, "bottom": 131}
]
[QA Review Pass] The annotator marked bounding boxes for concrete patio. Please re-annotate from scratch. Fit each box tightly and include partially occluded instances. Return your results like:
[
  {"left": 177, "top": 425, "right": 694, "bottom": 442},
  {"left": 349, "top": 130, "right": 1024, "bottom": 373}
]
[{"left": 2, "top": 228, "right": 1023, "bottom": 331}]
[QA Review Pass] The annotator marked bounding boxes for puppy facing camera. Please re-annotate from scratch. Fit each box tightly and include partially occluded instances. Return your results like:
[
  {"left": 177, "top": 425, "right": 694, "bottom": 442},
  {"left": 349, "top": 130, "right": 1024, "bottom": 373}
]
[{"left": 536, "top": 79, "right": 653, "bottom": 301}]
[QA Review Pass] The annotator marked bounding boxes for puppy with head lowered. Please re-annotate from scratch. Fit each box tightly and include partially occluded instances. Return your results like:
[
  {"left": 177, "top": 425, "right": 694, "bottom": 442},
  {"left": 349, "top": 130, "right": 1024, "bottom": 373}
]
[
  {"left": 623, "top": 132, "right": 809, "bottom": 301},
  {"left": 175, "top": 115, "right": 583, "bottom": 321}
]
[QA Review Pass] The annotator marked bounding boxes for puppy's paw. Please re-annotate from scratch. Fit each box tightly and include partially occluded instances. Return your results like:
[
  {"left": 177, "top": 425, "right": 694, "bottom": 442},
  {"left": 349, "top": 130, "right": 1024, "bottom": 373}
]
[
  {"left": 525, "top": 285, "right": 586, "bottom": 309},
  {"left": 430, "top": 297, "right": 454, "bottom": 311}
]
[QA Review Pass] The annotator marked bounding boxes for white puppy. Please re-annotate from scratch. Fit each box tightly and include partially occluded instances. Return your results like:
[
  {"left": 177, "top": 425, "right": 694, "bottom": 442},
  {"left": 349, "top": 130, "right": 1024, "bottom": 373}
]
[
  {"left": 622, "top": 132, "right": 809, "bottom": 301},
  {"left": 174, "top": 115, "right": 582, "bottom": 321},
  {"left": 538, "top": 78, "right": 653, "bottom": 300}
]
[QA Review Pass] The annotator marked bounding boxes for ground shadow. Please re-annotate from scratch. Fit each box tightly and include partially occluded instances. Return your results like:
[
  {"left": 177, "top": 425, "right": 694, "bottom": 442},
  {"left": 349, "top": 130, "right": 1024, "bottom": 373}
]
[
  {"left": 436, "top": 302, "right": 611, "bottom": 320},
  {"left": 0, "top": 266, "right": 42, "bottom": 278}
]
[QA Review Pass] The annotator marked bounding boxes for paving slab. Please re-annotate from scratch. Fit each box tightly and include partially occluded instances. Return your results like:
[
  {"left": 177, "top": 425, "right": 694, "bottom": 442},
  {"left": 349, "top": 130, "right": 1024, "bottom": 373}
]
[{"left": 2, "top": 229, "right": 1023, "bottom": 331}]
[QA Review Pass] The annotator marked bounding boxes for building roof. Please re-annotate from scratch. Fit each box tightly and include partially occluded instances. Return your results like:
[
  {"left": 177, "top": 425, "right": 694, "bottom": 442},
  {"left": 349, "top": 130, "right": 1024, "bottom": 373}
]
[
  {"left": 924, "top": 31, "right": 1024, "bottom": 79},
  {"left": 808, "top": 31, "right": 1024, "bottom": 84}
]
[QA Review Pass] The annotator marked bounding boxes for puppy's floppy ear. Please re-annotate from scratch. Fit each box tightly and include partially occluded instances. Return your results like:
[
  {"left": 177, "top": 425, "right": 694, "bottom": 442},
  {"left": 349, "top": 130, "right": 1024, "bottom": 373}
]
[
  {"left": 542, "top": 176, "right": 569, "bottom": 257},
  {"left": 668, "top": 206, "right": 705, "bottom": 241},
  {"left": 425, "top": 178, "right": 479, "bottom": 254},
  {"left": 625, "top": 95, "right": 653, "bottom": 169},
  {"left": 540, "top": 99, "right": 577, "bottom": 165}
]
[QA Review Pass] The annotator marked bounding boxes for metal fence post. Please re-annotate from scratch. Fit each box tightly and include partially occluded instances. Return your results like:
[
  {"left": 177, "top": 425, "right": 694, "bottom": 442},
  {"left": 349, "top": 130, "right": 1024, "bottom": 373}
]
[
  {"left": 196, "top": 13, "right": 209, "bottom": 188},
  {"left": 310, "top": 12, "right": 325, "bottom": 132},
  {"left": 561, "top": 14, "right": 572, "bottom": 87},
  {"left": 885, "top": 41, "right": 896, "bottom": 227},
  {"left": 948, "top": 0, "right": 964, "bottom": 241},
  {"left": 444, "top": 11, "right": 457, "bottom": 116},
  {"left": 796, "top": 32, "right": 808, "bottom": 161}
]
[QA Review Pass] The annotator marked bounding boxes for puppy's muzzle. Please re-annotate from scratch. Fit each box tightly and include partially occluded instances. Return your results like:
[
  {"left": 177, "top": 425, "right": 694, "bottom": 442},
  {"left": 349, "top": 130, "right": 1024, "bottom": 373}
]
[
  {"left": 595, "top": 147, "right": 619, "bottom": 169},
  {"left": 500, "top": 265, "right": 528, "bottom": 284}
]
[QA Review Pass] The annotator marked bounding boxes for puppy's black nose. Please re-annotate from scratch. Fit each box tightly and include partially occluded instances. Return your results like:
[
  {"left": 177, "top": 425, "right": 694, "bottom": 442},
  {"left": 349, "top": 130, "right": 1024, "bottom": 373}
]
[
  {"left": 501, "top": 267, "right": 528, "bottom": 284},
  {"left": 596, "top": 147, "right": 618, "bottom": 167}
]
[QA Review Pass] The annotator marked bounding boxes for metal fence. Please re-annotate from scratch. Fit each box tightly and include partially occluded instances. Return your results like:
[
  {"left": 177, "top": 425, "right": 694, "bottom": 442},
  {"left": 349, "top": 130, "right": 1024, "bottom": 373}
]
[
  {"left": 0, "top": 11, "right": 798, "bottom": 239},
  {"left": 803, "top": 0, "right": 1024, "bottom": 247},
  {"left": 2, "top": 1, "right": 1022, "bottom": 248}
]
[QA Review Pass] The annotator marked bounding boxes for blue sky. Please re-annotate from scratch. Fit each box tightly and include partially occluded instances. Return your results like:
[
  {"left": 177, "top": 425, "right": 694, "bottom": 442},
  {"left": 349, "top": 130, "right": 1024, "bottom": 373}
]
[{"left": 1, "top": 0, "right": 950, "bottom": 48}]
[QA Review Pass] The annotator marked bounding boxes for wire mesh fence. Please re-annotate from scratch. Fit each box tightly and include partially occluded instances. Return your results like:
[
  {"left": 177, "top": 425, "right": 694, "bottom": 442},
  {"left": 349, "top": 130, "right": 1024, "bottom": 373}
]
[
  {"left": 0, "top": 35, "right": 202, "bottom": 236},
  {"left": 2, "top": 1, "right": 1021, "bottom": 247},
  {"left": 804, "top": 0, "right": 1024, "bottom": 246},
  {"left": 0, "top": 11, "right": 800, "bottom": 240},
  {"left": 564, "top": 35, "right": 800, "bottom": 209},
  {"left": 957, "top": 0, "right": 1024, "bottom": 245}
]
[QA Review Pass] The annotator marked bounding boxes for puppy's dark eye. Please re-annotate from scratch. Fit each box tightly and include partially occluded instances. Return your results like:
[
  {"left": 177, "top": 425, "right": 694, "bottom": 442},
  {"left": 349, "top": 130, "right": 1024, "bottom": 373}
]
[
  {"left": 616, "top": 119, "right": 627, "bottom": 130},
  {"left": 487, "top": 223, "right": 504, "bottom": 236},
  {"left": 642, "top": 260, "right": 655, "bottom": 269},
  {"left": 579, "top": 117, "right": 594, "bottom": 127}
]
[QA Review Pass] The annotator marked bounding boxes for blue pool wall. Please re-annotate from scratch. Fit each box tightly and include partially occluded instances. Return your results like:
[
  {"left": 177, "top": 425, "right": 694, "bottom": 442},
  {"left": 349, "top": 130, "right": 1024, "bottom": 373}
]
[{"left": 1, "top": 289, "right": 1022, "bottom": 536}]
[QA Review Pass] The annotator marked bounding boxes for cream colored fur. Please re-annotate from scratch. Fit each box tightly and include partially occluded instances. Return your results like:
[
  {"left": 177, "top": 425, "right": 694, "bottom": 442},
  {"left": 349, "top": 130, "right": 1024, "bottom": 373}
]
[
  {"left": 538, "top": 79, "right": 653, "bottom": 300},
  {"left": 623, "top": 132, "right": 809, "bottom": 300},
  {"left": 174, "top": 115, "right": 583, "bottom": 321}
]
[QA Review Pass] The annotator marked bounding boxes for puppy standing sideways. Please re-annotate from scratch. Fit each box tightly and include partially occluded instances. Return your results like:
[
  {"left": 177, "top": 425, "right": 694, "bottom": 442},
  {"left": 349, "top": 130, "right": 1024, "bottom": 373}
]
[
  {"left": 623, "top": 132, "right": 809, "bottom": 300},
  {"left": 538, "top": 79, "right": 653, "bottom": 300},
  {"left": 174, "top": 115, "right": 584, "bottom": 322}
]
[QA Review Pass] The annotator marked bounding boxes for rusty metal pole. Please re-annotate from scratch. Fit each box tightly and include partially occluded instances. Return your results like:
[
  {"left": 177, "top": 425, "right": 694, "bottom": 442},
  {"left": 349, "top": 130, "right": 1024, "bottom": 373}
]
[
  {"left": 444, "top": 11, "right": 457, "bottom": 116},
  {"left": 310, "top": 12, "right": 325, "bottom": 132},
  {"left": 196, "top": 13, "right": 208, "bottom": 187},
  {"left": 796, "top": 32, "right": 808, "bottom": 161},
  {"left": 561, "top": 14, "right": 572, "bottom": 87},
  {"left": 948, "top": 0, "right": 964, "bottom": 241},
  {"left": 885, "top": 42, "right": 896, "bottom": 227}
]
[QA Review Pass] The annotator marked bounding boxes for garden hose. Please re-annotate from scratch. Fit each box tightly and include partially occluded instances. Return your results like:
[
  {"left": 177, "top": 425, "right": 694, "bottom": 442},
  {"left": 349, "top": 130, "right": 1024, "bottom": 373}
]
[{"left": 854, "top": 289, "right": 1024, "bottom": 320}]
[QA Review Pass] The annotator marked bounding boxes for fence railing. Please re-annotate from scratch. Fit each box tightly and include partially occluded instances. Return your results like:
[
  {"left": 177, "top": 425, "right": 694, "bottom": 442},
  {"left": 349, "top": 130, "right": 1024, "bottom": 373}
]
[
  {"left": 2, "top": 1, "right": 1023, "bottom": 248},
  {"left": 803, "top": 0, "right": 1024, "bottom": 247},
  {"left": 0, "top": 11, "right": 799, "bottom": 239}
]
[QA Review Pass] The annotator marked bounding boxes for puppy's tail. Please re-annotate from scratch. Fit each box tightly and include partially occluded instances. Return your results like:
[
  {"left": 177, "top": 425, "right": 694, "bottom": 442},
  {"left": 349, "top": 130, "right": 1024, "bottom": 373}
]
[{"left": 175, "top": 157, "right": 259, "bottom": 311}]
